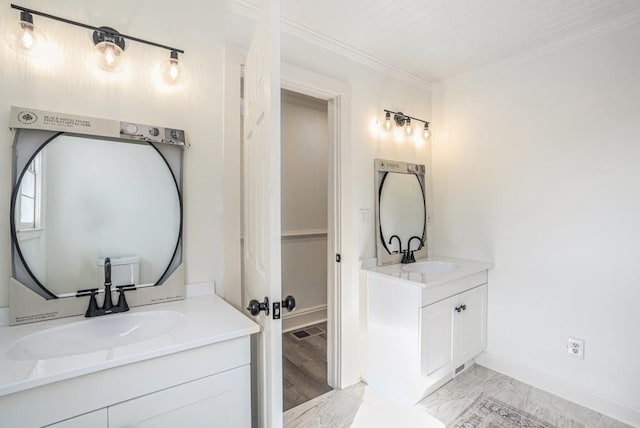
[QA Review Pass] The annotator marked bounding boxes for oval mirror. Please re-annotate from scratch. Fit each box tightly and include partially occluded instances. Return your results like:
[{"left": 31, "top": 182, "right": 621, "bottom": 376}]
[
  {"left": 11, "top": 134, "right": 181, "bottom": 298},
  {"left": 379, "top": 172, "right": 426, "bottom": 254}
]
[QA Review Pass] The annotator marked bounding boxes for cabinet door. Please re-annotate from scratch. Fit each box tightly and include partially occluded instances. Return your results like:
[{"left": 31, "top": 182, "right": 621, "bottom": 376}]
[
  {"left": 44, "top": 409, "right": 107, "bottom": 428},
  {"left": 421, "top": 294, "right": 457, "bottom": 376},
  {"left": 457, "top": 284, "right": 487, "bottom": 364},
  {"left": 108, "top": 365, "right": 250, "bottom": 428}
]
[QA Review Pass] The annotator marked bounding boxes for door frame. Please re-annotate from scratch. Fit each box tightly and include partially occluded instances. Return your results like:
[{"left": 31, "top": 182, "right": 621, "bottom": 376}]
[
  {"left": 222, "top": 45, "right": 350, "bottom": 389},
  {"left": 281, "top": 63, "right": 349, "bottom": 389}
]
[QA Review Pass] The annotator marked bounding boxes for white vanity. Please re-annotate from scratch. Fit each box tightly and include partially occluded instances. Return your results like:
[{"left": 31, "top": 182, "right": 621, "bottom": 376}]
[
  {"left": 362, "top": 257, "right": 492, "bottom": 404},
  {"left": 0, "top": 293, "right": 259, "bottom": 428}
]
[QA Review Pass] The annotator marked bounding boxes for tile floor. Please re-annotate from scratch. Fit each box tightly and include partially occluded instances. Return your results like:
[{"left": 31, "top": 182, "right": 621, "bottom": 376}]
[{"left": 284, "top": 364, "right": 632, "bottom": 428}]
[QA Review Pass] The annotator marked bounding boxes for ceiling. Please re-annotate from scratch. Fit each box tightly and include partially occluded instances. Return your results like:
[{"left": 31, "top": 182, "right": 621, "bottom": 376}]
[{"left": 230, "top": 0, "right": 640, "bottom": 85}]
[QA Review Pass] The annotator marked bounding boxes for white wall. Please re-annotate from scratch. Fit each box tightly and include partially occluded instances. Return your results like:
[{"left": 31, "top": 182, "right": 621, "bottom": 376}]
[
  {"left": 432, "top": 22, "right": 640, "bottom": 424},
  {"left": 0, "top": 0, "right": 227, "bottom": 307},
  {"left": 281, "top": 91, "right": 328, "bottom": 322}
]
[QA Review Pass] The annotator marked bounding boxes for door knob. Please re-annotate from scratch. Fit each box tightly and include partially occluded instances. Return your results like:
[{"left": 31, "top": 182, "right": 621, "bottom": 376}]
[
  {"left": 247, "top": 297, "right": 270, "bottom": 316},
  {"left": 282, "top": 295, "right": 296, "bottom": 312}
]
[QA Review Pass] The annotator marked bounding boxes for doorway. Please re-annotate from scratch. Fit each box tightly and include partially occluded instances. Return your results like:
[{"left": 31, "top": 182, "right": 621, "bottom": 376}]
[{"left": 280, "top": 89, "right": 332, "bottom": 410}]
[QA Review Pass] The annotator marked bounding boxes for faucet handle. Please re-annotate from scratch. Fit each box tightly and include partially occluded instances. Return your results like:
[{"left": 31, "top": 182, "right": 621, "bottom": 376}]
[
  {"left": 77, "top": 288, "right": 100, "bottom": 317},
  {"left": 115, "top": 285, "right": 135, "bottom": 312}
]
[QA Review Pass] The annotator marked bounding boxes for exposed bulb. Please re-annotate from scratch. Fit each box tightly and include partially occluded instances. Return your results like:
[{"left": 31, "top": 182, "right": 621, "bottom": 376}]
[
  {"left": 5, "top": 11, "right": 47, "bottom": 56},
  {"left": 20, "top": 27, "right": 34, "bottom": 50},
  {"left": 104, "top": 44, "right": 116, "bottom": 66},
  {"left": 384, "top": 111, "right": 391, "bottom": 130},
  {"left": 405, "top": 118, "right": 413, "bottom": 135},
  {"left": 160, "top": 51, "right": 184, "bottom": 85},
  {"left": 423, "top": 122, "right": 430, "bottom": 139},
  {"left": 93, "top": 28, "right": 125, "bottom": 73},
  {"left": 95, "top": 40, "right": 125, "bottom": 72}
]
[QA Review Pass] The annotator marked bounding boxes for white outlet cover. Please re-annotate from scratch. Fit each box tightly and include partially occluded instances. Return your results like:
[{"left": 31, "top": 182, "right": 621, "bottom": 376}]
[{"left": 567, "top": 336, "right": 585, "bottom": 359}]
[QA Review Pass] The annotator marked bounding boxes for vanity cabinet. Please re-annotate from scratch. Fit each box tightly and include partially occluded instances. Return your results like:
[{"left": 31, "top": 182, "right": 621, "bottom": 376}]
[
  {"left": 0, "top": 295, "right": 258, "bottom": 428},
  {"left": 363, "top": 262, "right": 489, "bottom": 404},
  {"left": 421, "top": 284, "right": 487, "bottom": 378},
  {"left": 108, "top": 365, "right": 250, "bottom": 428}
]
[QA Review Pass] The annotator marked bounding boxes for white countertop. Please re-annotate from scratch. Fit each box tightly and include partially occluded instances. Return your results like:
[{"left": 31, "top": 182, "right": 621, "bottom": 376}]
[
  {"left": 362, "top": 256, "right": 494, "bottom": 288},
  {"left": 0, "top": 294, "right": 259, "bottom": 397}
]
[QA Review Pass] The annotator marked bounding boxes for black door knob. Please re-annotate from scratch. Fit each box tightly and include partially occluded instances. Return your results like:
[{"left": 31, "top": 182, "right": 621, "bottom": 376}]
[
  {"left": 247, "top": 297, "right": 270, "bottom": 316},
  {"left": 282, "top": 295, "right": 296, "bottom": 312}
]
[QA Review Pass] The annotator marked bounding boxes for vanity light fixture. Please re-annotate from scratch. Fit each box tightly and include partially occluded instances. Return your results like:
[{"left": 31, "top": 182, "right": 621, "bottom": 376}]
[
  {"left": 4, "top": 9, "right": 46, "bottom": 56},
  {"left": 7, "top": 4, "right": 185, "bottom": 83},
  {"left": 383, "top": 109, "right": 430, "bottom": 140}
]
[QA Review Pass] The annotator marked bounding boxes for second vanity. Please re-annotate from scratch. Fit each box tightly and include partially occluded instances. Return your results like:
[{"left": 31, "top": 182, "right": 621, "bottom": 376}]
[
  {"left": 0, "top": 292, "right": 259, "bottom": 428},
  {"left": 362, "top": 256, "right": 493, "bottom": 404}
]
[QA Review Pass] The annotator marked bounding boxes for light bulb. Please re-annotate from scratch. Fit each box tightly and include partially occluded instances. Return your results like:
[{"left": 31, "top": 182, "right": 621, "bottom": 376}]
[
  {"left": 405, "top": 118, "right": 413, "bottom": 135},
  {"left": 423, "top": 122, "right": 430, "bottom": 139},
  {"left": 5, "top": 11, "right": 47, "bottom": 56},
  {"left": 160, "top": 50, "right": 184, "bottom": 85},
  {"left": 384, "top": 111, "right": 391, "bottom": 130},
  {"left": 104, "top": 44, "right": 116, "bottom": 66},
  {"left": 93, "top": 28, "right": 126, "bottom": 72}
]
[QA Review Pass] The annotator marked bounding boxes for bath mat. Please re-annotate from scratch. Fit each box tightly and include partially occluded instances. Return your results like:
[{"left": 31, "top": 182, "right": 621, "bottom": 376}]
[
  {"left": 291, "top": 325, "right": 325, "bottom": 340},
  {"left": 450, "top": 395, "right": 552, "bottom": 428}
]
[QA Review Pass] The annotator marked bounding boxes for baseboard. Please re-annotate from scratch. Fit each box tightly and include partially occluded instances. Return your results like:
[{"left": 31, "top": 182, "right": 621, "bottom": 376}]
[
  {"left": 283, "top": 304, "right": 327, "bottom": 333},
  {"left": 476, "top": 352, "right": 640, "bottom": 427}
]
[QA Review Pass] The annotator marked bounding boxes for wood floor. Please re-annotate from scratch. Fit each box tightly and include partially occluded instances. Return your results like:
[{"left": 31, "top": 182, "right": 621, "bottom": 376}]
[
  {"left": 284, "top": 364, "right": 632, "bottom": 428},
  {"left": 283, "top": 322, "right": 333, "bottom": 411}
]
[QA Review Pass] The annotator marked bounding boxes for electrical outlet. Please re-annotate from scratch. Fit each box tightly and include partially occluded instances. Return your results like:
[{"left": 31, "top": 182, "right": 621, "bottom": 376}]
[{"left": 567, "top": 337, "right": 585, "bottom": 359}]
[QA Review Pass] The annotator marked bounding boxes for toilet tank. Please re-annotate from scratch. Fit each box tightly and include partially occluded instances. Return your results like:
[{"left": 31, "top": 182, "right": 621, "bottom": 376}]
[{"left": 96, "top": 256, "right": 140, "bottom": 287}]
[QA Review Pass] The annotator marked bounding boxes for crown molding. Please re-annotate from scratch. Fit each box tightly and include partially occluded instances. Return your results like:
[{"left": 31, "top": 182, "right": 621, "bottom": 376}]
[{"left": 225, "top": 0, "right": 433, "bottom": 92}]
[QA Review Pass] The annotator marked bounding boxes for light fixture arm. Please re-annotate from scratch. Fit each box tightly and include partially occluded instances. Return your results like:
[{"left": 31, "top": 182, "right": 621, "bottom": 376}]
[
  {"left": 384, "top": 109, "right": 430, "bottom": 128},
  {"left": 10, "top": 3, "right": 184, "bottom": 55}
]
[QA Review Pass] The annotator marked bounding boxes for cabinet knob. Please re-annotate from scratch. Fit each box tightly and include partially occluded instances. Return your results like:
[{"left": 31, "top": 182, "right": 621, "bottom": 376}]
[
  {"left": 461, "top": 304, "right": 467, "bottom": 311},
  {"left": 455, "top": 306, "right": 462, "bottom": 313}
]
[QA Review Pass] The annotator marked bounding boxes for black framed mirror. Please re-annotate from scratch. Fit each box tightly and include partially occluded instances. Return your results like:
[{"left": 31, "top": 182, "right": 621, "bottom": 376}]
[
  {"left": 11, "top": 130, "right": 183, "bottom": 300},
  {"left": 374, "top": 159, "right": 427, "bottom": 266}
]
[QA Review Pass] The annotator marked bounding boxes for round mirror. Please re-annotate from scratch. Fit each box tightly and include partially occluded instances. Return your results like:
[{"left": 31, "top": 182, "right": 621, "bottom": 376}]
[
  {"left": 11, "top": 134, "right": 181, "bottom": 297},
  {"left": 379, "top": 172, "right": 426, "bottom": 254}
]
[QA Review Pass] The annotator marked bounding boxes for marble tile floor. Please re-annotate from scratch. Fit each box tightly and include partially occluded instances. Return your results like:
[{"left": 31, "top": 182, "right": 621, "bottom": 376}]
[{"left": 284, "top": 364, "right": 632, "bottom": 428}]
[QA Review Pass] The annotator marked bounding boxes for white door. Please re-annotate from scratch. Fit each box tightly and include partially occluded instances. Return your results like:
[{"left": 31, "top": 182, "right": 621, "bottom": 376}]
[{"left": 242, "top": 1, "right": 283, "bottom": 427}]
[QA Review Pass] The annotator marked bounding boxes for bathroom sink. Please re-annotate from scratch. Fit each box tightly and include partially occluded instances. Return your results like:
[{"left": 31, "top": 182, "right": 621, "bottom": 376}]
[
  {"left": 7, "top": 310, "right": 184, "bottom": 361},
  {"left": 402, "top": 260, "right": 459, "bottom": 274}
]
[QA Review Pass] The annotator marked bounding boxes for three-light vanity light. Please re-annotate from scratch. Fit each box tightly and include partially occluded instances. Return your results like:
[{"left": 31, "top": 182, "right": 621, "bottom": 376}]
[
  {"left": 5, "top": 4, "right": 185, "bottom": 85},
  {"left": 384, "top": 110, "right": 431, "bottom": 139}
]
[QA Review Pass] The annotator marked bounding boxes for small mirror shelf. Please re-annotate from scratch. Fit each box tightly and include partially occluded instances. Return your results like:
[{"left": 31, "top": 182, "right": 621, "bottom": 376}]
[{"left": 374, "top": 159, "right": 427, "bottom": 266}]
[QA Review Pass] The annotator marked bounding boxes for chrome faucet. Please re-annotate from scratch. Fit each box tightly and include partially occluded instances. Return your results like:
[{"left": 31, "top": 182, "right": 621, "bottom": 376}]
[{"left": 79, "top": 257, "right": 133, "bottom": 317}]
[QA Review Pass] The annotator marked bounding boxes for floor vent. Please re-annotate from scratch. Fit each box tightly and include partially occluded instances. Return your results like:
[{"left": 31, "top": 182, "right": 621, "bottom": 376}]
[{"left": 291, "top": 326, "right": 325, "bottom": 340}]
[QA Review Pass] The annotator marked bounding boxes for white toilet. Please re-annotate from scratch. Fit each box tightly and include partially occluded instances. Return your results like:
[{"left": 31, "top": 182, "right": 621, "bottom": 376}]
[{"left": 96, "top": 256, "right": 140, "bottom": 287}]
